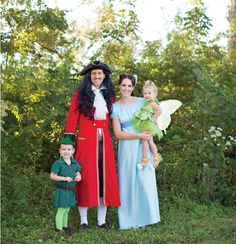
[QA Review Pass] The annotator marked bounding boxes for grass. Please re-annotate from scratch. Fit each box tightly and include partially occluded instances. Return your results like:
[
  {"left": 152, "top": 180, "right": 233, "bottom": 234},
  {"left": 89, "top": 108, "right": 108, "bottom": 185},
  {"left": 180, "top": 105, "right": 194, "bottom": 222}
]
[
  {"left": 2, "top": 196, "right": 236, "bottom": 244},
  {"left": 1, "top": 171, "right": 236, "bottom": 243}
]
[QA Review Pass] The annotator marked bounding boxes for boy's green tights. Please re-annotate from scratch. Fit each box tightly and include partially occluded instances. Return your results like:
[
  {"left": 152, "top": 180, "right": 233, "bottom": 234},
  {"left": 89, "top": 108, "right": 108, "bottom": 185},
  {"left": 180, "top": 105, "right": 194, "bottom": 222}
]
[{"left": 55, "top": 207, "right": 70, "bottom": 230}]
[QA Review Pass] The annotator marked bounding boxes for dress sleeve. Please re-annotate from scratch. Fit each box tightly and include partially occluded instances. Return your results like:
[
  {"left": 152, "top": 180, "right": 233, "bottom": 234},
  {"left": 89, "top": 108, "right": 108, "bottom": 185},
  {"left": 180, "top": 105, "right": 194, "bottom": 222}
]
[
  {"left": 111, "top": 103, "right": 119, "bottom": 119},
  {"left": 76, "top": 162, "right": 82, "bottom": 172},
  {"left": 65, "top": 92, "right": 79, "bottom": 133},
  {"left": 51, "top": 160, "right": 60, "bottom": 174}
]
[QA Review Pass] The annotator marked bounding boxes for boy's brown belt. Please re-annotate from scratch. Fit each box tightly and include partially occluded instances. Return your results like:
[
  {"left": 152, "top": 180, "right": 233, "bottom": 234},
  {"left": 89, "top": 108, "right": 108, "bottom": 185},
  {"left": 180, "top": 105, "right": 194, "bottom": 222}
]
[{"left": 56, "top": 184, "right": 75, "bottom": 191}]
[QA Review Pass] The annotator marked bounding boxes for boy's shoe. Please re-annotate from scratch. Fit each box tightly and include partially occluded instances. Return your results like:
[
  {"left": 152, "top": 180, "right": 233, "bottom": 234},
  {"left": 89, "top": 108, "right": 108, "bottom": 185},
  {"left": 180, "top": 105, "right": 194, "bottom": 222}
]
[
  {"left": 63, "top": 227, "right": 74, "bottom": 234},
  {"left": 55, "top": 228, "right": 72, "bottom": 236}
]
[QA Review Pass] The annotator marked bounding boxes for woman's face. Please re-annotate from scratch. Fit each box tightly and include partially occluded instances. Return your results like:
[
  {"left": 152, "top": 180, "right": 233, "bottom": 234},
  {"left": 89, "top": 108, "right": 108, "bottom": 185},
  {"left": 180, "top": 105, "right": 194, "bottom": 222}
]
[
  {"left": 91, "top": 69, "right": 106, "bottom": 88},
  {"left": 119, "top": 78, "right": 135, "bottom": 98}
]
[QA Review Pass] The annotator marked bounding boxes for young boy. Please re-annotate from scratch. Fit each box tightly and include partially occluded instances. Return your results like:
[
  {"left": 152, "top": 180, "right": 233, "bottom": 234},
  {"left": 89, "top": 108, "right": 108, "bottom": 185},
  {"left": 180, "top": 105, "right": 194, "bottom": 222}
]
[{"left": 50, "top": 136, "right": 82, "bottom": 235}]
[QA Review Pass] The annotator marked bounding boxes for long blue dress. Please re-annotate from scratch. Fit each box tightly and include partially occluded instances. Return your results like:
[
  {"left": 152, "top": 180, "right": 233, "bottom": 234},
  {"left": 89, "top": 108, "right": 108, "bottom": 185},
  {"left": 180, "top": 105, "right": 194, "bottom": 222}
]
[{"left": 111, "top": 97, "right": 160, "bottom": 230}]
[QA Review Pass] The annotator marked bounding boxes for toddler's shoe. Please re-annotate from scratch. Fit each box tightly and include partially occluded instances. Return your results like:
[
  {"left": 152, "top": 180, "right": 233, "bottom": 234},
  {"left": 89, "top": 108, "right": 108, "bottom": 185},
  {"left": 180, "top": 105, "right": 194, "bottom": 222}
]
[
  {"left": 137, "top": 158, "right": 149, "bottom": 170},
  {"left": 153, "top": 153, "right": 163, "bottom": 168}
]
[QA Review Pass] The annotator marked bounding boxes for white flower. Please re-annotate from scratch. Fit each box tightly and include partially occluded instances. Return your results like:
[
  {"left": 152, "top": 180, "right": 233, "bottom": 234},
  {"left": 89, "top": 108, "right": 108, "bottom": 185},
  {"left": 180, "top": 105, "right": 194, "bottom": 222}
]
[
  {"left": 217, "top": 127, "right": 223, "bottom": 131},
  {"left": 209, "top": 126, "right": 216, "bottom": 132},
  {"left": 222, "top": 137, "right": 225, "bottom": 139},
  {"left": 203, "top": 137, "right": 207, "bottom": 140},
  {"left": 203, "top": 163, "right": 208, "bottom": 167},
  {"left": 215, "top": 130, "right": 222, "bottom": 137},
  {"left": 217, "top": 143, "right": 220, "bottom": 146},
  {"left": 225, "top": 141, "right": 231, "bottom": 146},
  {"left": 229, "top": 136, "right": 234, "bottom": 141},
  {"left": 211, "top": 135, "right": 217, "bottom": 138}
]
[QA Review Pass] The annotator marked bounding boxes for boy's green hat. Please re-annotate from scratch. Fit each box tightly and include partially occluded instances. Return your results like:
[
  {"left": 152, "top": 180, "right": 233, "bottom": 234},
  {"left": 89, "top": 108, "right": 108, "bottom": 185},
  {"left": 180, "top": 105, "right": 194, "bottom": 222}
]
[{"left": 59, "top": 136, "right": 75, "bottom": 146}]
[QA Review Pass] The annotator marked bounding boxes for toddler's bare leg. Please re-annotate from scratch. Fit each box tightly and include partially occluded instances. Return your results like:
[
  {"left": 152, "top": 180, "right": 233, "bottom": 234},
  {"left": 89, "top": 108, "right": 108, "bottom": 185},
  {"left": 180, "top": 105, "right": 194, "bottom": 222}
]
[
  {"left": 148, "top": 138, "right": 162, "bottom": 168},
  {"left": 148, "top": 138, "right": 158, "bottom": 156},
  {"left": 137, "top": 140, "right": 149, "bottom": 169},
  {"left": 142, "top": 139, "right": 149, "bottom": 159}
]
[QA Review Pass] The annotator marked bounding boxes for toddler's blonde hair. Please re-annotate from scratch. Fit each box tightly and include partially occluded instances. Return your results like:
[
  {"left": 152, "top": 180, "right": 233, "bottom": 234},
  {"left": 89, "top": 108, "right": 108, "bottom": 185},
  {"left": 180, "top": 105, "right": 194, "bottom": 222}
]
[{"left": 143, "top": 80, "right": 158, "bottom": 94}]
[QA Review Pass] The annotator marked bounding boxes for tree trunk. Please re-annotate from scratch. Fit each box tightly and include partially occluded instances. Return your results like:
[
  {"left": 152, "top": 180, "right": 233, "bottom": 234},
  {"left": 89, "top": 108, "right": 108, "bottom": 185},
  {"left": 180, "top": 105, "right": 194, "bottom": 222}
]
[{"left": 227, "top": 0, "right": 236, "bottom": 65}]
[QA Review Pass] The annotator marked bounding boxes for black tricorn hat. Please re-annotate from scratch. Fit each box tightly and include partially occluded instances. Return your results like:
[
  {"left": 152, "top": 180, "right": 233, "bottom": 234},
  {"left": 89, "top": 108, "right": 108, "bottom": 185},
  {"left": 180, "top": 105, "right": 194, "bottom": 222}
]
[{"left": 80, "top": 61, "right": 112, "bottom": 76}]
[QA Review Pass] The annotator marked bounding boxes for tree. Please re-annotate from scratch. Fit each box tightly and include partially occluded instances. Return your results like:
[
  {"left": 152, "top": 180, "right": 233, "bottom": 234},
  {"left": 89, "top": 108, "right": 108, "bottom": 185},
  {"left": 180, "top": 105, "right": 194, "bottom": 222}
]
[
  {"left": 227, "top": 0, "right": 236, "bottom": 64},
  {"left": 1, "top": 0, "right": 79, "bottom": 170}
]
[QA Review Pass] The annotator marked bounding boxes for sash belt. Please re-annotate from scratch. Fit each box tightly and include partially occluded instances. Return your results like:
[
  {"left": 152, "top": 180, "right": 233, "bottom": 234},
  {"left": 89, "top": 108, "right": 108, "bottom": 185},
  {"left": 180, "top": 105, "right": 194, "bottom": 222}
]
[{"left": 121, "top": 120, "right": 133, "bottom": 129}]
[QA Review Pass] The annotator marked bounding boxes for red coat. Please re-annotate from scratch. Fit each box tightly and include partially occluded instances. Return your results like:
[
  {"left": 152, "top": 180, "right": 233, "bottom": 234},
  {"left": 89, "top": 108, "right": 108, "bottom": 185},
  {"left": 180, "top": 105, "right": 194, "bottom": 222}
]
[{"left": 65, "top": 92, "right": 120, "bottom": 207}]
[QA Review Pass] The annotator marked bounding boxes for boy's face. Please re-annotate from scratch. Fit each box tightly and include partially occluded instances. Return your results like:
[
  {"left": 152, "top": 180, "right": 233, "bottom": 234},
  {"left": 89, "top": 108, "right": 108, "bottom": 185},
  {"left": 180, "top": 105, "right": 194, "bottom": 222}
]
[{"left": 59, "top": 144, "right": 75, "bottom": 160}]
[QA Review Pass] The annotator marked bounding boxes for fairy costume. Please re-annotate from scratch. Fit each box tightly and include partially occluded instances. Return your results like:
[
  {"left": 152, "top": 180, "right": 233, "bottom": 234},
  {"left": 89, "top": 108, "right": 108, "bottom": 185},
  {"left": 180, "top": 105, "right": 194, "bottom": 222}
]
[{"left": 132, "top": 99, "right": 163, "bottom": 140}]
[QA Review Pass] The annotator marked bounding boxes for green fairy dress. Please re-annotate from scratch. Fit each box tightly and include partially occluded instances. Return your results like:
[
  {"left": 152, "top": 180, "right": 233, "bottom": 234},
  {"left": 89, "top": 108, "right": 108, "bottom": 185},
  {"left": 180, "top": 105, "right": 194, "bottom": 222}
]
[{"left": 132, "top": 99, "right": 163, "bottom": 140}]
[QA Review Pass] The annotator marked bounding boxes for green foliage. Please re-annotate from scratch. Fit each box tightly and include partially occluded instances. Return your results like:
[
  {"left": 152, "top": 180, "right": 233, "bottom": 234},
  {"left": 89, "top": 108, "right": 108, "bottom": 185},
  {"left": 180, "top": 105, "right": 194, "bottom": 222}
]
[
  {"left": 136, "top": 6, "right": 236, "bottom": 206},
  {"left": 1, "top": 0, "right": 235, "bottom": 214},
  {"left": 86, "top": 2, "right": 141, "bottom": 73},
  {"left": 1, "top": 2, "right": 69, "bottom": 57},
  {"left": 1, "top": 0, "right": 80, "bottom": 171},
  {"left": 2, "top": 56, "right": 78, "bottom": 171},
  {"left": 1, "top": 161, "right": 236, "bottom": 243},
  {"left": 1, "top": 2, "right": 236, "bottom": 242},
  {"left": 0, "top": 99, "right": 8, "bottom": 131}
]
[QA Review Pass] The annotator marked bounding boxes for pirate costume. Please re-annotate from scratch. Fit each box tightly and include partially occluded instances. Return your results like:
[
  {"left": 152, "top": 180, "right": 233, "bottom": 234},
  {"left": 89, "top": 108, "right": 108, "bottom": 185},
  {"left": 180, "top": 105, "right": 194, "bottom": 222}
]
[{"left": 65, "top": 61, "right": 120, "bottom": 229}]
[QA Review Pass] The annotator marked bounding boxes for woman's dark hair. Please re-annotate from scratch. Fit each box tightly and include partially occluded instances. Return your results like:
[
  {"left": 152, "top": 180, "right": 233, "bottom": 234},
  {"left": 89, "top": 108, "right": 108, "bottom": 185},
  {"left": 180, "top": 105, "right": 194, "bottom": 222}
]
[
  {"left": 77, "top": 70, "right": 115, "bottom": 120},
  {"left": 118, "top": 74, "right": 136, "bottom": 86},
  {"left": 118, "top": 74, "right": 136, "bottom": 96}
]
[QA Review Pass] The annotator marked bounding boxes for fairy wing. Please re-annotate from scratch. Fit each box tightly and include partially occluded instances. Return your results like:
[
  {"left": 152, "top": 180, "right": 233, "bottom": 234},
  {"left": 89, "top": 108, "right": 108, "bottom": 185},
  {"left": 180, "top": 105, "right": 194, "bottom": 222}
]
[
  {"left": 156, "top": 100, "right": 182, "bottom": 131},
  {"left": 159, "top": 99, "right": 182, "bottom": 114}
]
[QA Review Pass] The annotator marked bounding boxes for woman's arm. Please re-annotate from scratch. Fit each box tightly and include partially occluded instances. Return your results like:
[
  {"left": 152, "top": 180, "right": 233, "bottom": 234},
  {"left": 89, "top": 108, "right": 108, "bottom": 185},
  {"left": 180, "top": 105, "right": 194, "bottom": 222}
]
[{"left": 112, "top": 119, "right": 151, "bottom": 140}]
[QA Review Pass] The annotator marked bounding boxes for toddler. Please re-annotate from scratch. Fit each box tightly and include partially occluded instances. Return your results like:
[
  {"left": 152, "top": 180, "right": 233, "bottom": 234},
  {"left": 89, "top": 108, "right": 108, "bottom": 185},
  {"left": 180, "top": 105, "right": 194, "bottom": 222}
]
[{"left": 132, "top": 80, "right": 163, "bottom": 169}]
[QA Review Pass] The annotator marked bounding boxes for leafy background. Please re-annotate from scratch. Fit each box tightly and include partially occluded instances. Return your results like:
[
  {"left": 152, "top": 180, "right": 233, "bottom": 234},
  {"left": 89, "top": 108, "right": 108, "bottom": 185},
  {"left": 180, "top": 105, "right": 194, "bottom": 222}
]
[{"left": 1, "top": 0, "right": 236, "bottom": 243}]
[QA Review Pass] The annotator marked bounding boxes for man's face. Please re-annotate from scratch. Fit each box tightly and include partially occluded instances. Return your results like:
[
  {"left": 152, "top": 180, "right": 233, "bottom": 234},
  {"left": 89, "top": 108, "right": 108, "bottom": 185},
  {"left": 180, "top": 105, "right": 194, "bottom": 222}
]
[{"left": 91, "top": 69, "right": 106, "bottom": 88}]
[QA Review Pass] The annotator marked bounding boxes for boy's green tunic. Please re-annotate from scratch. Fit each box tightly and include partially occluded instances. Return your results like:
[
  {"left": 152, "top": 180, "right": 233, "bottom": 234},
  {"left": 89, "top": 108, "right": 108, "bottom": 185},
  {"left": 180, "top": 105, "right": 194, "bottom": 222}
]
[{"left": 51, "top": 158, "right": 81, "bottom": 208}]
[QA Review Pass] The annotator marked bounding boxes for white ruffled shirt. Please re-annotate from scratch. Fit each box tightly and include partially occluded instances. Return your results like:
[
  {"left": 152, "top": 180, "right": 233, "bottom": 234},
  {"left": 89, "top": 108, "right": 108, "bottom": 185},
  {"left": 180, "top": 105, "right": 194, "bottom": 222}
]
[{"left": 92, "top": 85, "right": 108, "bottom": 120}]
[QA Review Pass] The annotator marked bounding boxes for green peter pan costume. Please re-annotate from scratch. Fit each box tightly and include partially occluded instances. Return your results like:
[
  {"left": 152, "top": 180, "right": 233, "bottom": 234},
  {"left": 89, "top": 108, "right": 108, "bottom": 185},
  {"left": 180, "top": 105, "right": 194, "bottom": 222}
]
[
  {"left": 51, "top": 136, "right": 82, "bottom": 208},
  {"left": 51, "top": 137, "right": 82, "bottom": 232},
  {"left": 132, "top": 99, "right": 163, "bottom": 140},
  {"left": 51, "top": 158, "right": 81, "bottom": 208}
]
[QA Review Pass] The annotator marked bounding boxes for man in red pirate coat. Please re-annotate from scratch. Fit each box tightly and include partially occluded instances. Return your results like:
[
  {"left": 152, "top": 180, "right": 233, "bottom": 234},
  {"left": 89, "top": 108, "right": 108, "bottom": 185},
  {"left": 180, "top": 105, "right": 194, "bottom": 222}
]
[{"left": 64, "top": 61, "right": 120, "bottom": 230}]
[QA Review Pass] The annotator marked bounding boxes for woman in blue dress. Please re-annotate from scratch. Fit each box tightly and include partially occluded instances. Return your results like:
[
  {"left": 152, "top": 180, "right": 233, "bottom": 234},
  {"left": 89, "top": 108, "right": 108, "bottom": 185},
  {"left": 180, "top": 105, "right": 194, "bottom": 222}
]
[{"left": 111, "top": 74, "right": 160, "bottom": 230}]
